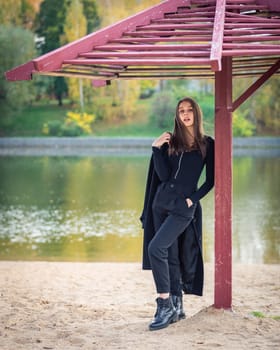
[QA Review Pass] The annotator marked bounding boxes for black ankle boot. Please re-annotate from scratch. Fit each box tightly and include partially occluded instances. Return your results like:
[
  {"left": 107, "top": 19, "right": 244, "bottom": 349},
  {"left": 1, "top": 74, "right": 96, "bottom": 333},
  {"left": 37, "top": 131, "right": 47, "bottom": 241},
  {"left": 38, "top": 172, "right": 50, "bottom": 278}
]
[
  {"left": 149, "top": 297, "right": 178, "bottom": 331},
  {"left": 171, "top": 294, "right": 186, "bottom": 320}
]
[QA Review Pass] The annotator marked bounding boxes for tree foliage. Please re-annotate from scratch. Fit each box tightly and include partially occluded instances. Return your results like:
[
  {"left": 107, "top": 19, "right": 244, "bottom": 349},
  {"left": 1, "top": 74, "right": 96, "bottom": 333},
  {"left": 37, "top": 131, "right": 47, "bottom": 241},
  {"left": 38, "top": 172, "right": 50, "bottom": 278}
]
[
  {"left": 0, "top": 25, "right": 36, "bottom": 118},
  {"left": 1, "top": 0, "right": 279, "bottom": 135},
  {"left": 62, "top": 0, "right": 87, "bottom": 108},
  {"left": 35, "top": 0, "right": 69, "bottom": 53}
]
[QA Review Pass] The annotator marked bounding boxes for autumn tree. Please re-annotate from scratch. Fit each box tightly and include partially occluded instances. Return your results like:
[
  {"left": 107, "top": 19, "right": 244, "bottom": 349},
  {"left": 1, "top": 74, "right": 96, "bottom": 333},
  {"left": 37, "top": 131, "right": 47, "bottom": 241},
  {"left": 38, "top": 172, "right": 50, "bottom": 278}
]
[{"left": 62, "top": 0, "right": 87, "bottom": 110}]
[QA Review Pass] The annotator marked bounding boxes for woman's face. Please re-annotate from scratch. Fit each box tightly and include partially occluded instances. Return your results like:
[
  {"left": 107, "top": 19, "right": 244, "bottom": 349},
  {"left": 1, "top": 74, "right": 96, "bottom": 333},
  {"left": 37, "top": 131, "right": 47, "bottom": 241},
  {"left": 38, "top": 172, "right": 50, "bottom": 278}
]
[{"left": 178, "top": 101, "right": 194, "bottom": 130}]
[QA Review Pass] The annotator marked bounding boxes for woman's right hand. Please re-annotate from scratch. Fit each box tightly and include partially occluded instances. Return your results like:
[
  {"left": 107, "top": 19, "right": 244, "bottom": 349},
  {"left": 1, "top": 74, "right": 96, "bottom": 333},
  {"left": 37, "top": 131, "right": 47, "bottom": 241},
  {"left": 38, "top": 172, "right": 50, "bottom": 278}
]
[{"left": 152, "top": 132, "right": 171, "bottom": 148}]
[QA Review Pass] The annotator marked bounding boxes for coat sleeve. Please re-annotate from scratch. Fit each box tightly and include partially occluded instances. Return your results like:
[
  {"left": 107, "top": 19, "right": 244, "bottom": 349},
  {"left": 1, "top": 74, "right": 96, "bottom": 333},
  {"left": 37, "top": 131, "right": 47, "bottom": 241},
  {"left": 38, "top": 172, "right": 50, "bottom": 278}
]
[
  {"left": 189, "top": 137, "right": 215, "bottom": 204},
  {"left": 152, "top": 143, "right": 171, "bottom": 182}
]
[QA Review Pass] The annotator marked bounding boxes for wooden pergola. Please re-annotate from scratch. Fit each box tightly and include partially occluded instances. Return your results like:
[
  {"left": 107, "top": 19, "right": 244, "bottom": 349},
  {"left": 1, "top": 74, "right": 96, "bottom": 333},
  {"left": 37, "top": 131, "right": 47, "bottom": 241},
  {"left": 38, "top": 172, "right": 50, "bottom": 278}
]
[{"left": 5, "top": 0, "right": 280, "bottom": 309}]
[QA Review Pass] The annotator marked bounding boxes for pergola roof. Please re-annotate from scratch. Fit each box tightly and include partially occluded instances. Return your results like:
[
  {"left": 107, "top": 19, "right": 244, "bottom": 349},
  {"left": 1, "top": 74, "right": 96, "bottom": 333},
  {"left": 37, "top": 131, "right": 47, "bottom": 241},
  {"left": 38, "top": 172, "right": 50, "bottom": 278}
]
[{"left": 5, "top": 0, "right": 280, "bottom": 85}]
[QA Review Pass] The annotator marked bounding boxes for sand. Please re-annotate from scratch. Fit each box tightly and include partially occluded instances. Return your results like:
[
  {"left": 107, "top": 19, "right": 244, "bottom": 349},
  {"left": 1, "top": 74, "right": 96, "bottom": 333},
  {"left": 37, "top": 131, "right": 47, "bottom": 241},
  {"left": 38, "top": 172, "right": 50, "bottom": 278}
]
[{"left": 0, "top": 261, "right": 279, "bottom": 350}]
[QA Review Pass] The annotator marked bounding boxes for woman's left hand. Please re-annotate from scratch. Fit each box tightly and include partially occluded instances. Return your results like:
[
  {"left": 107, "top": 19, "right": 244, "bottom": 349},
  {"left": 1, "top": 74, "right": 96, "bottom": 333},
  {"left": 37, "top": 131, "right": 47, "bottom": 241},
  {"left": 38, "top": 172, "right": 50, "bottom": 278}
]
[{"left": 186, "top": 198, "right": 193, "bottom": 208}]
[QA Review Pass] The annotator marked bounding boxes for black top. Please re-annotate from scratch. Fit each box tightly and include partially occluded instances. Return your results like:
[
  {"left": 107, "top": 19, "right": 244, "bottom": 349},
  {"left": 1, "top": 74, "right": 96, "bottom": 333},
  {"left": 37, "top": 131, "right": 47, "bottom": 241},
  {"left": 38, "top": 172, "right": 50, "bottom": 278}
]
[{"left": 152, "top": 136, "right": 214, "bottom": 203}]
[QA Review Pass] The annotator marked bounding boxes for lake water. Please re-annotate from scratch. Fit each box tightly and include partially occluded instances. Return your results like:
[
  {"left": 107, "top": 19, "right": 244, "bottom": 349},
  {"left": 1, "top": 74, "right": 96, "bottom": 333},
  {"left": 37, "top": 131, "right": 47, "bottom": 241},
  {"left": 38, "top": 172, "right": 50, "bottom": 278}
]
[{"left": 0, "top": 153, "right": 279, "bottom": 264}]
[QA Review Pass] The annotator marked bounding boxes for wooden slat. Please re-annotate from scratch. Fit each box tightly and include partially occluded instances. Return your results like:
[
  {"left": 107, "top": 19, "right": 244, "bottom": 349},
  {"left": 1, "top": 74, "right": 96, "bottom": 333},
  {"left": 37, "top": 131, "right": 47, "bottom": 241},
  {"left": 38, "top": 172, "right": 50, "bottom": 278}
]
[
  {"left": 94, "top": 44, "right": 211, "bottom": 51},
  {"left": 224, "top": 23, "right": 280, "bottom": 28},
  {"left": 79, "top": 51, "right": 210, "bottom": 58},
  {"left": 165, "top": 12, "right": 216, "bottom": 18},
  {"left": 109, "top": 37, "right": 212, "bottom": 43},
  {"left": 223, "top": 43, "right": 280, "bottom": 49},
  {"left": 226, "top": 4, "right": 268, "bottom": 10},
  {"left": 124, "top": 30, "right": 212, "bottom": 37},
  {"left": 150, "top": 17, "right": 214, "bottom": 23},
  {"left": 223, "top": 49, "right": 280, "bottom": 56},
  {"left": 63, "top": 58, "right": 212, "bottom": 66},
  {"left": 136, "top": 23, "right": 213, "bottom": 30},
  {"left": 224, "top": 29, "right": 280, "bottom": 35},
  {"left": 223, "top": 35, "right": 280, "bottom": 42}
]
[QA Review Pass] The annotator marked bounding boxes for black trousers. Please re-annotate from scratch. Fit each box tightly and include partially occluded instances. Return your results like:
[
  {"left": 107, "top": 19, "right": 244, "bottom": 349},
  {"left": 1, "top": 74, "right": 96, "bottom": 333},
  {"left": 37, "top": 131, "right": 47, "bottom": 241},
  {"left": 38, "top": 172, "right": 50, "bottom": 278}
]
[{"left": 148, "top": 182, "right": 196, "bottom": 295}]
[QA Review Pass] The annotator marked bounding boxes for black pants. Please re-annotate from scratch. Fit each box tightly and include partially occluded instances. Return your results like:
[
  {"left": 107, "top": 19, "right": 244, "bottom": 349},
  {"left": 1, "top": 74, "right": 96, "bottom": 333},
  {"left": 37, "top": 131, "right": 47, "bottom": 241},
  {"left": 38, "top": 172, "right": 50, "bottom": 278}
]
[{"left": 148, "top": 202, "right": 195, "bottom": 295}]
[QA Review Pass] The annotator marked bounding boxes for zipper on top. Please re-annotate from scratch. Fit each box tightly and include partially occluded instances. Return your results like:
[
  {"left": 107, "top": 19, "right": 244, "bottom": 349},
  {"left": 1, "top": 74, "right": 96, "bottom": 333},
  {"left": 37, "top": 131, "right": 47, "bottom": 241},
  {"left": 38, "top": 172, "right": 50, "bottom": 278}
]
[{"left": 174, "top": 152, "right": 183, "bottom": 179}]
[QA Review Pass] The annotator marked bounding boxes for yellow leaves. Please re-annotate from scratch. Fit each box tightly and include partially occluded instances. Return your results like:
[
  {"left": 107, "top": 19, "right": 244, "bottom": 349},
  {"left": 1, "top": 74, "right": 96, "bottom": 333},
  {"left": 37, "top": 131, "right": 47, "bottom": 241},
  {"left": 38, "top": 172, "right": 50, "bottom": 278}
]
[{"left": 65, "top": 111, "right": 95, "bottom": 134}]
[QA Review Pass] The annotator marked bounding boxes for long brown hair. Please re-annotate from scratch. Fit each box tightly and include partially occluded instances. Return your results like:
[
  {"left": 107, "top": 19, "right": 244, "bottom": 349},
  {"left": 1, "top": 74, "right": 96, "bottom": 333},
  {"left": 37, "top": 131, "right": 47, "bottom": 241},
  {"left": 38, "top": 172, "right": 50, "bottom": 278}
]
[{"left": 169, "top": 97, "right": 207, "bottom": 158}]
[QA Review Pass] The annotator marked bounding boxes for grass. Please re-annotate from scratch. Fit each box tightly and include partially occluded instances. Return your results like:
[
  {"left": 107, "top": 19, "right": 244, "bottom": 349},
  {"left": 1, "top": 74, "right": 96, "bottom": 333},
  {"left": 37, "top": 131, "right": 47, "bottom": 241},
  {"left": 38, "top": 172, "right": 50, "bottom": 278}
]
[
  {"left": 251, "top": 311, "right": 280, "bottom": 320},
  {"left": 0, "top": 103, "right": 69, "bottom": 136}
]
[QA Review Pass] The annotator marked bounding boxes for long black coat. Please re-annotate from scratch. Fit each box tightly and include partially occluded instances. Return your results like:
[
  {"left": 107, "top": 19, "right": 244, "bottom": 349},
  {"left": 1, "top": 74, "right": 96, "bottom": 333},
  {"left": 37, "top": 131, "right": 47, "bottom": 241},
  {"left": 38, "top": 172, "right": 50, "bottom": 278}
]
[{"left": 140, "top": 153, "right": 204, "bottom": 296}]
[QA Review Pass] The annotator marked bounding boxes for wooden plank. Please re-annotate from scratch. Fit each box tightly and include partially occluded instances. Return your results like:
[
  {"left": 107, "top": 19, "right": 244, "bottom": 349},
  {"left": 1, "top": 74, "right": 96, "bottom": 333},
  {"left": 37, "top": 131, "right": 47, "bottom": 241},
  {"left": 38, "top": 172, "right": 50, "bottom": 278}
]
[
  {"left": 223, "top": 49, "right": 280, "bottom": 56},
  {"left": 110, "top": 37, "right": 212, "bottom": 43},
  {"left": 224, "top": 29, "right": 280, "bottom": 34},
  {"left": 136, "top": 23, "right": 213, "bottom": 30},
  {"left": 223, "top": 35, "right": 280, "bottom": 42},
  {"left": 224, "top": 23, "right": 280, "bottom": 28},
  {"left": 63, "top": 58, "right": 211, "bottom": 66},
  {"left": 150, "top": 17, "right": 214, "bottom": 23},
  {"left": 79, "top": 51, "right": 210, "bottom": 58},
  {"left": 124, "top": 30, "right": 212, "bottom": 37},
  {"left": 223, "top": 43, "right": 280, "bottom": 49},
  {"left": 210, "top": 0, "right": 226, "bottom": 71},
  {"left": 214, "top": 56, "right": 233, "bottom": 310},
  {"left": 94, "top": 44, "right": 211, "bottom": 51},
  {"left": 226, "top": 4, "right": 268, "bottom": 10}
]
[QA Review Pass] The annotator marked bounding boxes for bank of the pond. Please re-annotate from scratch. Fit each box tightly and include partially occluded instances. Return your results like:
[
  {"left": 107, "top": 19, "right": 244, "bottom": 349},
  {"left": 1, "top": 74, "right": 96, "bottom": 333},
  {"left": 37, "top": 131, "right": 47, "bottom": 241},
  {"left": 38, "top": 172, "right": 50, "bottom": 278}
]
[{"left": 0, "top": 136, "right": 279, "bottom": 156}]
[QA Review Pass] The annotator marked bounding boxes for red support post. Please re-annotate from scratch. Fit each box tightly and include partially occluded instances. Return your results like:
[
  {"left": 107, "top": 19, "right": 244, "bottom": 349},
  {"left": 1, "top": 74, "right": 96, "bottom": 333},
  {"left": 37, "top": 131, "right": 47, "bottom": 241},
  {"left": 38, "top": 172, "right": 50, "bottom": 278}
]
[{"left": 214, "top": 56, "right": 233, "bottom": 309}]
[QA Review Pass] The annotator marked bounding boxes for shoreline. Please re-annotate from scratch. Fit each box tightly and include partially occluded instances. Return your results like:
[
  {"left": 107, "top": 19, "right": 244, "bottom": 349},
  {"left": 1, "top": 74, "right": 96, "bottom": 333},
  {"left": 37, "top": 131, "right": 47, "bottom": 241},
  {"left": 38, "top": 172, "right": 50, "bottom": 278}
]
[
  {"left": 0, "top": 261, "right": 279, "bottom": 349},
  {"left": 0, "top": 136, "right": 279, "bottom": 157}
]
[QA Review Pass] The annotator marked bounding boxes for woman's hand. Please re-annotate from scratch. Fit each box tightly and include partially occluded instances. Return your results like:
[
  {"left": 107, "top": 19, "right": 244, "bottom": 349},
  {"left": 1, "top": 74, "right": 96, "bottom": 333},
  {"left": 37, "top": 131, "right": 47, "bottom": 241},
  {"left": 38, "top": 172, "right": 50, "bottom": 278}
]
[
  {"left": 152, "top": 132, "right": 171, "bottom": 148},
  {"left": 186, "top": 198, "right": 193, "bottom": 208}
]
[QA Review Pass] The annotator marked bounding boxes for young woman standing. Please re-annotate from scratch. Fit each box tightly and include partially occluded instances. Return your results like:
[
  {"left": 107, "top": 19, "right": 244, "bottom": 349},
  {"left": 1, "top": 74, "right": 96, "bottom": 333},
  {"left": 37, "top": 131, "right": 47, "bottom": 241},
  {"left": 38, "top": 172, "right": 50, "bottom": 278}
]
[{"left": 141, "top": 97, "right": 214, "bottom": 331}]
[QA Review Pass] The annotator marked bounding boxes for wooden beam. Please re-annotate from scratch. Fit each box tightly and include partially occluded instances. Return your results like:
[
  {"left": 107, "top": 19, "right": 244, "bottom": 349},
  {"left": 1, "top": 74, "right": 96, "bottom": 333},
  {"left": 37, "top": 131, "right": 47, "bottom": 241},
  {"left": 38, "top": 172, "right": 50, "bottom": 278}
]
[
  {"left": 233, "top": 59, "right": 280, "bottom": 111},
  {"left": 214, "top": 56, "right": 233, "bottom": 310},
  {"left": 5, "top": 61, "right": 35, "bottom": 81},
  {"left": 210, "top": 0, "right": 226, "bottom": 71}
]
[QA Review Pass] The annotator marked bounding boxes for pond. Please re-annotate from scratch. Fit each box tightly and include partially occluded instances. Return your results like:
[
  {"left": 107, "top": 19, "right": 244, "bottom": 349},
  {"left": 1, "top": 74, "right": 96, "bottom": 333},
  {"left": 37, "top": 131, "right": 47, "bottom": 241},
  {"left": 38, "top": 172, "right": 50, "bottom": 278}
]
[{"left": 0, "top": 153, "right": 279, "bottom": 264}]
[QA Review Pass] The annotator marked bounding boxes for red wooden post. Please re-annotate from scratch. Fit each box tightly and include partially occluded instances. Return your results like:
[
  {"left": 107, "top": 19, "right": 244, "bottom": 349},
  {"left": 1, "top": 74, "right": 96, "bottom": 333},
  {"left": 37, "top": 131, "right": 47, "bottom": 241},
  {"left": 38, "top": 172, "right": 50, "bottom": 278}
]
[{"left": 214, "top": 56, "right": 233, "bottom": 309}]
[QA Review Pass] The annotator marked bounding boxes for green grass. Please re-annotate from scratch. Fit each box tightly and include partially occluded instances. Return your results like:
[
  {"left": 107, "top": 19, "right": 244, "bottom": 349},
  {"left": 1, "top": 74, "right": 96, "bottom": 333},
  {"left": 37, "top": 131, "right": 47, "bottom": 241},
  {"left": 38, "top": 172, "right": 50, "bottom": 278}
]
[
  {"left": 0, "top": 103, "right": 69, "bottom": 136},
  {"left": 251, "top": 311, "right": 280, "bottom": 320}
]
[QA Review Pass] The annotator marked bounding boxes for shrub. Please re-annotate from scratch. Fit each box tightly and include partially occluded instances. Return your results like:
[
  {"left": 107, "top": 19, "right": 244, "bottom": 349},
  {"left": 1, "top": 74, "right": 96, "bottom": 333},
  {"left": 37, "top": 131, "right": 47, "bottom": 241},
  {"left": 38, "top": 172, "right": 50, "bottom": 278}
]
[
  {"left": 233, "top": 111, "right": 255, "bottom": 137},
  {"left": 42, "top": 111, "right": 95, "bottom": 136}
]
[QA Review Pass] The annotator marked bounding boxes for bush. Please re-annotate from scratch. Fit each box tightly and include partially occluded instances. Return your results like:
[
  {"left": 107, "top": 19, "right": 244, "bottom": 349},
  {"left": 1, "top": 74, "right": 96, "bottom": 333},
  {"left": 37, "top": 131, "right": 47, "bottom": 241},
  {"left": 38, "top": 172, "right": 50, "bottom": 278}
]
[
  {"left": 42, "top": 111, "right": 95, "bottom": 136},
  {"left": 233, "top": 111, "right": 256, "bottom": 137},
  {"left": 42, "top": 120, "right": 62, "bottom": 136}
]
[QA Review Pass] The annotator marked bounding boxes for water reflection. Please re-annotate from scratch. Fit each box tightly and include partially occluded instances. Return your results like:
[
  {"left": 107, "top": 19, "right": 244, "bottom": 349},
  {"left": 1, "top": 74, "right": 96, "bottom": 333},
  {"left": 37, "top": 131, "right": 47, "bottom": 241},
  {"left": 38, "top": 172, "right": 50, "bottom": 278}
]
[{"left": 0, "top": 155, "right": 279, "bottom": 263}]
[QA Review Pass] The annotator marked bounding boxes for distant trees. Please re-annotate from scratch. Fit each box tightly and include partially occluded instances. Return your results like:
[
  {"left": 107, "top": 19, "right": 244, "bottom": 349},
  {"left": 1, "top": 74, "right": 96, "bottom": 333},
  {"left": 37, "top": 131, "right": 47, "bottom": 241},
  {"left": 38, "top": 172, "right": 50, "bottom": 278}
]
[
  {"left": 0, "top": 25, "right": 35, "bottom": 119},
  {"left": 62, "top": 0, "right": 87, "bottom": 110},
  {"left": 34, "top": 0, "right": 100, "bottom": 107},
  {"left": 0, "top": 0, "right": 278, "bottom": 135}
]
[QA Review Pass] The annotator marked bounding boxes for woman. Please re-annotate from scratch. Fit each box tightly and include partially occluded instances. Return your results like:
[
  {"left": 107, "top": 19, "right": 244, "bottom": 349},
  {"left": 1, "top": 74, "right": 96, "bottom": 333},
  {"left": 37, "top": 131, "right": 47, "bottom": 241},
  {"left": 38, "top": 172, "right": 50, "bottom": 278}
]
[{"left": 141, "top": 97, "right": 214, "bottom": 331}]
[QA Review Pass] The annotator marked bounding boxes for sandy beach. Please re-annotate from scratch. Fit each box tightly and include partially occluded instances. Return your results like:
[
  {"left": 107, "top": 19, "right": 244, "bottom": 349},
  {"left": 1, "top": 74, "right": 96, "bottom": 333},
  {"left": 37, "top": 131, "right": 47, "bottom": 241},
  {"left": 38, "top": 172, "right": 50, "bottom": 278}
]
[{"left": 0, "top": 261, "right": 279, "bottom": 349}]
